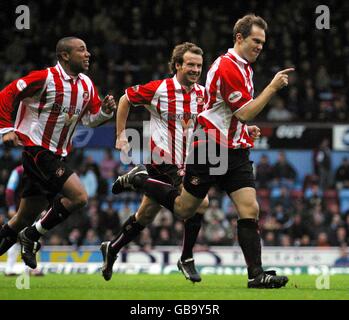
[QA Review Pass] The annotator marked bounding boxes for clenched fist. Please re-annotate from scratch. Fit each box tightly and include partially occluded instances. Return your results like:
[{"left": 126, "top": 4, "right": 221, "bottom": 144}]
[{"left": 2, "top": 131, "right": 19, "bottom": 147}]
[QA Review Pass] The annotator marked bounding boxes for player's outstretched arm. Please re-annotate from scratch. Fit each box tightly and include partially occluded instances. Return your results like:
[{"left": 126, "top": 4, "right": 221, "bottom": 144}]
[{"left": 235, "top": 68, "right": 295, "bottom": 122}]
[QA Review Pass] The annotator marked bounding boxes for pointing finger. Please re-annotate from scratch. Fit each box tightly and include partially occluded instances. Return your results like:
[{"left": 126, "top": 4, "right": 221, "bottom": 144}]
[{"left": 278, "top": 68, "right": 295, "bottom": 74}]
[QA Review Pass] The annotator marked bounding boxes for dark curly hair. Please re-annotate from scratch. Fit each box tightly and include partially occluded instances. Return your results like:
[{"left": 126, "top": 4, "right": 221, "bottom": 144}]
[{"left": 168, "top": 42, "right": 203, "bottom": 75}]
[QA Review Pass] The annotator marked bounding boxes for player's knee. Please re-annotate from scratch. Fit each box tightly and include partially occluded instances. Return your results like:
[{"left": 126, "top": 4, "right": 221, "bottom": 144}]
[
  {"left": 237, "top": 200, "right": 259, "bottom": 219},
  {"left": 197, "top": 197, "right": 209, "bottom": 213},
  {"left": 247, "top": 200, "right": 259, "bottom": 219}
]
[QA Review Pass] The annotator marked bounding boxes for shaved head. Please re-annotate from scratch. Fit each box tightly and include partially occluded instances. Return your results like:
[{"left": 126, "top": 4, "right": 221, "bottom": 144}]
[
  {"left": 56, "top": 37, "right": 81, "bottom": 61},
  {"left": 55, "top": 37, "right": 90, "bottom": 75}
]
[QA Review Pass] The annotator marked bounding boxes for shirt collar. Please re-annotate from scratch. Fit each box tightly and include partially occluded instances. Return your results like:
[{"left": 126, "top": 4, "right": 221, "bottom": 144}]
[
  {"left": 56, "top": 62, "right": 83, "bottom": 81},
  {"left": 228, "top": 48, "right": 249, "bottom": 65},
  {"left": 173, "top": 74, "right": 196, "bottom": 93}
]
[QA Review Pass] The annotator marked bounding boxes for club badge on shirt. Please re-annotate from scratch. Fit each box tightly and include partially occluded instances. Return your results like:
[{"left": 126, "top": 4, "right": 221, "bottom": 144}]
[
  {"left": 196, "top": 95, "right": 204, "bottom": 105},
  {"left": 83, "top": 91, "right": 89, "bottom": 101},
  {"left": 190, "top": 176, "right": 201, "bottom": 185}
]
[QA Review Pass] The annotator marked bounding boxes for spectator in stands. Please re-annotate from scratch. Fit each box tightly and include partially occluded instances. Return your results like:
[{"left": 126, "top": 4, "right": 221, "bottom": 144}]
[
  {"left": 68, "top": 228, "right": 82, "bottom": 248},
  {"left": 255, "top": 154, "right": 273, "bottom": 188},
  {"left": 333, "top": 93, "right": 347, "bottom": 121},
  {"left": 138, "top": 227, "right": 153, "bottom": 251},
  {"left": 263, "top": 231, "right": 277, "bottom": 246},
  {"left": 0, "top": 148, "right": 16, "bottom": 172},
  {"left": 99, "top": 200, "right": 120, "bottom": 237},
  {"left": 100, "top": 148, "right": 119, "bottom": 180},
  {"left": 272, "top": 204, "right": 291, "bottom": 230},
  {"left": 279, "top": 234, "right": 292, "bottom": 247},
  {"left": 270, "top": 186, "right": 292, "bottom": 211},
  {"left": 304, "top": 184, "right": 323, "bottom": 209},
  {"left": 117, "top": 202, "right": 134, "bottom": 224},
  {"left": 288, "top": 213, "right": 311, "bottom": 246},
  {"left": 300, "top": 234, "right": 312, "bottom": 246},
  {"left": 0, "top": 169, "right": 10, "bottom": 212},
  {"left": 316, "top": 232, "right": 330, "bottom": 247},
  {"left": 156, "top": 227, "right": 173, "bottom": 245},
  {"left": 335, "top": 157, "right": 349, "bottom": 190},
  {"left": 286, "top": 87, "right": 300, "bottom": 117},
  {"left": 302, "top": 81, "right": 318, "bottom": 120},
  {"left": 262, "top": 215, "right": 281, "bottom": 239},
  {"left": 311, "top": 203, "right": 330, "bottom": 239},
  {"left": 224, "top": 216, "right": 238, "bottom": 245},
  {"left": 172, "top": 220, "right": 185, "bottom": 246},
  {"left": 334, "top": 244, "right": 349, "bottom": 267},
  {"left": 204, "top": 219, "right": 229, "bottom": 246},
  {"left": 313, "top": 138, "right": 332, "bottom": 191},
  {"left": 80, "top": 163, "right": 99, "bottom": 199},
  {"left": 204, "top": 199, "right": 225, "bottom": 225},
  {"left": 271, "top": 151, "right": 297, "bottom": 188},
  {"left": 48, "top": 233, "right": 65, "bottom": 246},
  {"left": 83, "top": 229, "right": 101, "bottom": 245},
  {"left": 266, "top": 96, "right": 294, "bottom": 121}
]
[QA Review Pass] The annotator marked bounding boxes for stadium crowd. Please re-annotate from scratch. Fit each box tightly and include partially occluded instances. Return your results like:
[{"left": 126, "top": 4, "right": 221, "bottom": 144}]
[
  {"left": 0, "top": 0, "right": 348, "bottom": 249},
  {"left": 1, "top": 0, "right": 348, "bottom": 122},
  {"left": 0, "top": 147, "right": 349, "bottom": 249}
]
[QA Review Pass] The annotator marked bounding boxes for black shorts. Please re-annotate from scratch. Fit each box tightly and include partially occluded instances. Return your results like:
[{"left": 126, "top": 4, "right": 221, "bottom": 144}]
[
  {"left": 21, "top": 146, "right": 74, "bottom": 199},
  {"left": 183, "top": 143, "right": 255, "bottom": 199},
  {"left": 146, "top": 164, "right": 184, "bottom": 188}
]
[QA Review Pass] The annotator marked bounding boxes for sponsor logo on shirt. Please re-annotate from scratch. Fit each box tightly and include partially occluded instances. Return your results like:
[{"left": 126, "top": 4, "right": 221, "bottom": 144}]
[
  {"left": 16, "top": 79, "right": 27, "bottom": 92},
  {"left": 228, "top": 91, "right": 242, "bottom": 104},
  {"left": 167, "top": 112, "right": 197, "bottom": 122},
  {"left": 51, "top": 103, "right": 81, "bottom": 116}
]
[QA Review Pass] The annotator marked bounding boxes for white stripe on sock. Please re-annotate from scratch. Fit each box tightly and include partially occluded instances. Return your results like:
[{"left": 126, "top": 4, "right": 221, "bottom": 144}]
[{"left": 35, "top": 220, "right": 48, "bottom": 235}]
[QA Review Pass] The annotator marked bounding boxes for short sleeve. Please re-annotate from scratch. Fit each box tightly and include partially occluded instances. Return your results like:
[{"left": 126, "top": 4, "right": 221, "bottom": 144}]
[
  {"left": 219, "top": 61, "right": 253, "bottom": 112},
  {"left": 125, "top": 80, "right": 162, "bottom": 106}
]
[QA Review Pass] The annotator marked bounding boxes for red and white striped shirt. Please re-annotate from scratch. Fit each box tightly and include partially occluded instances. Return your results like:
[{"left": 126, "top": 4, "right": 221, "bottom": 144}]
[
  {"left": 0, "top": 62, "right": 112, "bottom": 157},
  {"left": 198, "top": 48, "right": 254, "bottom": 149},
  {"left": 126, "top": 75, "right": 205, "bottom": 165}
]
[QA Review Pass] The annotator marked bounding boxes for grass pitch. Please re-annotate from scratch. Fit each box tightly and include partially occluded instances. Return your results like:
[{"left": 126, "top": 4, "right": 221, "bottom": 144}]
[{"left": 1, "top": 274, "right": 349, "bottom": 300}]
